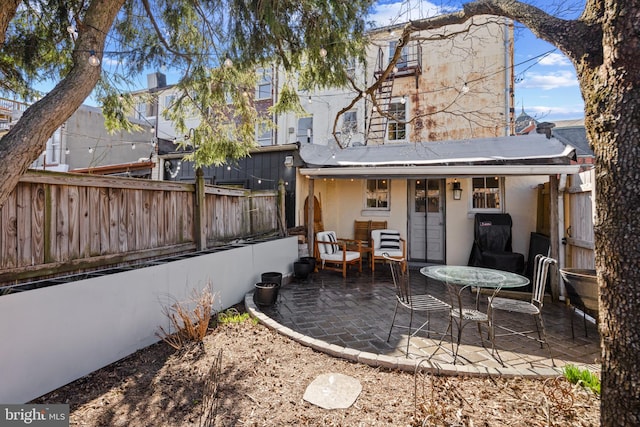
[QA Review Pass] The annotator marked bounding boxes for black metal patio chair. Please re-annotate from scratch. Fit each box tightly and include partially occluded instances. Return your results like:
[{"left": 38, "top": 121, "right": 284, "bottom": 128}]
[{"left": 384, "top": 255, "right": 451, "bottom": 357}]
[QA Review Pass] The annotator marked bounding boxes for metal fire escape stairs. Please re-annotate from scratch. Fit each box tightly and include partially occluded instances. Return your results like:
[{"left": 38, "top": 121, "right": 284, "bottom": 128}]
[{"left": 366, "top": 48, "right": 396, "bottom": 145}]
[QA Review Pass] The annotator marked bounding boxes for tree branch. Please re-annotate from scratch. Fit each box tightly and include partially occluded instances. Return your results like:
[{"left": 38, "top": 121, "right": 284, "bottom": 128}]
[
  {"left": 140, "top": 0, "right": 192, "bottom": 60},
  {"left": 0, "top": 0, "right": 125, "bottom": 209},
  {"left": 409, "top": 1, "right": 601, "bottom": 67},
  {"left": 0, "top": 0, "right": 20, "bottom": 45}
]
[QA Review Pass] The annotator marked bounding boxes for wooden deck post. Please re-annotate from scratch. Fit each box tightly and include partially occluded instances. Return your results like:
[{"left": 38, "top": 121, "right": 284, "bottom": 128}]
[
  {"left": 194, "top": 167, "right": 206, "bottom": 251},
  {"left": 307, "top": 178, "right": 315, "bottom": 257},
  {"left": 549, "top": 174, "right": 560, "bottom": 301}
]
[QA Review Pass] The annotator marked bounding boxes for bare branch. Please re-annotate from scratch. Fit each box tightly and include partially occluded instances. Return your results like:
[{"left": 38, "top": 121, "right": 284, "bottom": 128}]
[{"left": 409, "top": 1, "right": 599, "bottom": 66}]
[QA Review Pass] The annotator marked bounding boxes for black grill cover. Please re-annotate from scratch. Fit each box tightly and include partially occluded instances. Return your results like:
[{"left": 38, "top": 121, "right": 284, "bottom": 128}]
[{"left": 468, "top": 213, "right": 525, "bottom": 274}]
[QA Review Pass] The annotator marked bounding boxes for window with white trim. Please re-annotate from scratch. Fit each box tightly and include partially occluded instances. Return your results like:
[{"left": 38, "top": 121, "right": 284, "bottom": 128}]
[
  {"left": 256, "top": 67, "right": 272, "bottom": 100},
  {"left": 365, "top": 179, "right": 389, "bottom": 209},
  {"left": 387, "top": 101, "right": 406, "bottom": 141},
  {"left": 471, "top": 177, "right": 502, "bottom": 210}
]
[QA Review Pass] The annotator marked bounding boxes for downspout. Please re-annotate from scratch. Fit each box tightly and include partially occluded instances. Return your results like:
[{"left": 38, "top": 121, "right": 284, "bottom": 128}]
[
  {"left": 273, "top": 64, "right": 278, "bottom": 145},
  {"left": 505, "top": 19, "right": 515, "bottom": 136}
]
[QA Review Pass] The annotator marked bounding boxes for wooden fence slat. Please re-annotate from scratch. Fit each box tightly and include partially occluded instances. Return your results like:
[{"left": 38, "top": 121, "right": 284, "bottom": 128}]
[
  {"left": 566, "top": 171, "right": 596, "bottom": 269},
  {"left": 118, "top": 188, "right": 128, "bottom": 252},
  {"left": 56, "top": 185, "right": 70, "bottom": 263},
  {"left": 109, "top": 188, "right": 120, "bottom": 254},
  {"left": 78, "top": 186, "right": 91, "bottom": 258},
  {"left": 99, "top": 187, "right": 110, "bottom": 255},
  {"left": 89, "top": 187, "right": 101, "bottom": 256},
  {"left": 31, "top": 184, "right": 45, "bottom": 265},
  {"left": 141, "top": 190, "right": 152, "bottom": 250},
  {"left": 68, "top": 185, "right": 80, "bottom": 260},
  {"left": 17, "top": 183, "right": 32, "bottom": 266},
  {"left": 2, "top": 189, "right": 17, "bottom": 269}
]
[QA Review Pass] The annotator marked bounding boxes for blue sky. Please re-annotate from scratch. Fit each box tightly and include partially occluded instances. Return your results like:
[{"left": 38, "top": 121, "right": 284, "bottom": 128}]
[{"left": 368, "top": 0, "right": 585, "bottom": 122}]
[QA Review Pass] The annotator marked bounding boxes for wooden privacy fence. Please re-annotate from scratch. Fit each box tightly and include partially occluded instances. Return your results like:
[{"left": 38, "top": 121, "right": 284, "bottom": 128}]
[
  {"left": 536, "top": 169, "right": 596, "bottom": 271},
  {"left": 0, "top": 170, "right": 280, "bottom": 285},
  {"left": 565, "top": 170, "right": 596, "bottom": 269}
]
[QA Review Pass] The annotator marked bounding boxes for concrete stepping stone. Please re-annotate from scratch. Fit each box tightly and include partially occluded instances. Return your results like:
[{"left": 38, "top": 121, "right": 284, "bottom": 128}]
[{"left": 303, "top": 373, "right": 362, "bottom": 409}]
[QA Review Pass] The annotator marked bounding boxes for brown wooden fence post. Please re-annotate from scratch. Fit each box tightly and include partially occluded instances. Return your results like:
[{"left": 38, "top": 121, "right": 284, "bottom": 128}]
[
  {"left": 549, "top": 174, "right": 560, "bottom": 301},
  {"left": 194, "top": 167, "right": 206, "bottom": 251},
  {"left": 307, "top": 178, "right": 315, "bottom": 256}
]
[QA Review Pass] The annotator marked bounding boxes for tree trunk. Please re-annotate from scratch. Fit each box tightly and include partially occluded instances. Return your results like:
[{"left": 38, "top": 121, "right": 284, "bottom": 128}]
[
  {"left": 579, "top": 6, "right": 640, "bottom": 422},
  {"left": 411, "top": 2, "right": 640, "bottom": 422},
  {"left": 0, "top": 0, "right": 125, "bottom": 209},
  {"left": 588, "top": 90, "right": 640, "bottom": 426}
]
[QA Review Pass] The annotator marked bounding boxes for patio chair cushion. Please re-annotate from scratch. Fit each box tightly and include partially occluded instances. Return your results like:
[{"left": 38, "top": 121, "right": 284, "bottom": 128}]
[
  {"left": 379, "top": 231, "right": 401, "bottom": 250},
  {"left": 317, "top": 231, "right": 338, "bottom": 255},
  {"left": 372, "top": 229, "right": 404, "bottom": 258},
  {"left": 326, "top": 233, "right": 337, "bottom": 254},
  {"left": 321, "top": 251, "right": 361, "bottom": 262}
]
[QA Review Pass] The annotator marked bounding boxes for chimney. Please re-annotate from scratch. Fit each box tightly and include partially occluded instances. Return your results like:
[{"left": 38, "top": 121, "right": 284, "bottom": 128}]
[{"left": 147, "top": 72, "right": 167, "bottom": 89}]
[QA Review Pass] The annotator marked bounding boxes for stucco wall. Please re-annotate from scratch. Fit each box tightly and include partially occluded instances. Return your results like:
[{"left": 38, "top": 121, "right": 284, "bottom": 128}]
[
  {"left": 300, "top": 177, "right": 409, "bottom": 241},
  {"left": 0, "top": 237, "right": 297, "bottom": 404},
  {"left": 297, "top": 174, "right": 545, "bottom": 265},
  {"left": 445, "top": 176, "right": 544, "bottom": 265}
]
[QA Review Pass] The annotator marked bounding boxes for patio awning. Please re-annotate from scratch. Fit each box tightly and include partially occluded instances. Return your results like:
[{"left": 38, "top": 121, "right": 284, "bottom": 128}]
[{"left": 299, "top": 134, "right": 582, "bottom": 178}]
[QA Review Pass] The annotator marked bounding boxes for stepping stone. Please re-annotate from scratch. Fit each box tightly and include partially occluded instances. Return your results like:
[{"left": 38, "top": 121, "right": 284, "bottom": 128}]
[{"left": 303, "top": 373, "right": 362, "bottom": 409}]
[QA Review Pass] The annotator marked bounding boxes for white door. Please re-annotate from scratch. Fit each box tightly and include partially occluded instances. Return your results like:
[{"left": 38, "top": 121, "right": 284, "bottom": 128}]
[{"left": 409, "top": 179, "right": 445, "bottom": 262}]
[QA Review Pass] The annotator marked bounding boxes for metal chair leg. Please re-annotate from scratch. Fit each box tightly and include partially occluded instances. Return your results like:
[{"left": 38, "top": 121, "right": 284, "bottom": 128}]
[
  {"left": 536, "top": 314, "right": 555, "bottom": 366},
  {"left": 387, "top": 302, "right": 400, "bottom": 342}
]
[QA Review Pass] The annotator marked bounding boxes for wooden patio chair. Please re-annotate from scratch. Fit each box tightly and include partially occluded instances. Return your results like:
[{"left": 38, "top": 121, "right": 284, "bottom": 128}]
[
  {"left": 315, "top": 231, "right": 362, "bottom": 278},
  {"left": 371, "top": 229, "right": 406, "bottom": 272},
  {"left": 354, "top": 220, "right": 371, "bottom": 245}
]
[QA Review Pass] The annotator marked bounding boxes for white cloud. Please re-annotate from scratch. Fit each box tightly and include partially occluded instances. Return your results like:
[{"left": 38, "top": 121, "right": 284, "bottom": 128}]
[
  {"left": 517, "top": 71, "right": 578, "bottom": 90},
  {"left": 368, "top": 1, "right": 444, "bottom": 28},
  {"left": 538, "top": 52, "right": 571, "bottom": 67},
  {"left": 524, "top": 104, "right": 585, "bottom": 121}
]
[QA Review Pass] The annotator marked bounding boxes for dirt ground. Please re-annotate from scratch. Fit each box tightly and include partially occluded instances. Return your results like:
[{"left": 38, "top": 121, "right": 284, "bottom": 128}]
[{"left": 32, "top": 306, "right": 600, "bottom": 426}]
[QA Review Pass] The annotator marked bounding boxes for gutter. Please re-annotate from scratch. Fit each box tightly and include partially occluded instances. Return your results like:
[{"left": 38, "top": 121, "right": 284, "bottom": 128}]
[{"left": 300, "top": 164, "right": 581, "bottom": 178}]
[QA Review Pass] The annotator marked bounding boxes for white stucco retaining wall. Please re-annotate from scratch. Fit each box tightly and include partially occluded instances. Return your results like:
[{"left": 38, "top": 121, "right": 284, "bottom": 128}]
[{"left": 0, "top": 237, "right": 297, "bottom": 404}]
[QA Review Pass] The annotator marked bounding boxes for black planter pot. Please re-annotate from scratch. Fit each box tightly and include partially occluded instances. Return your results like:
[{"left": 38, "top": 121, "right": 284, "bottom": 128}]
[
  {"left": 254, "top": 282, "right": 279, "bottom": 306},
  {"left": 294, "top": 260, "right": 313, "bottom": 280},
  {"left": 261, "top": 272, "right": 283, "bottom": 287},
  {"left": 298, "top": 257, "right": 316, "bottom": 272}
]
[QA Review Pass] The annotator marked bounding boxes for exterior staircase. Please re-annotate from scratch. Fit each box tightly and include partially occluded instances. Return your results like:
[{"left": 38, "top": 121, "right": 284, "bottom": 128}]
[{"left": 366, "top": 43, "right": 422, "bottom": 145}]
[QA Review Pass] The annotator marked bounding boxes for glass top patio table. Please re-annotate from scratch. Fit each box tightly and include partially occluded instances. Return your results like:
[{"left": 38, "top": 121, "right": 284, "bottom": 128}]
[{"left": 420, "top": 265, "right": 529, "bottom": 290}]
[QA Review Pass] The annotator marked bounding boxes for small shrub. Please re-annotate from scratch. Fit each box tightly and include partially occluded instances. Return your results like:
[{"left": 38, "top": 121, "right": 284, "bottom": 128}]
[
  {"left": 563, "top": 364, "right": 601, "bottom": 395},
  {"left": 217, "top": 308, "right": 256, "bottom": 325},
  {"left": 157, "top": 285, "right": 218, "bottom": 350}
]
